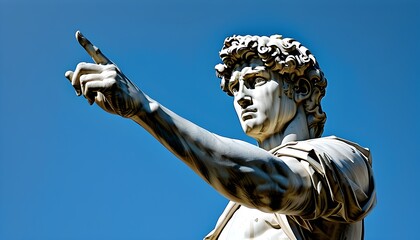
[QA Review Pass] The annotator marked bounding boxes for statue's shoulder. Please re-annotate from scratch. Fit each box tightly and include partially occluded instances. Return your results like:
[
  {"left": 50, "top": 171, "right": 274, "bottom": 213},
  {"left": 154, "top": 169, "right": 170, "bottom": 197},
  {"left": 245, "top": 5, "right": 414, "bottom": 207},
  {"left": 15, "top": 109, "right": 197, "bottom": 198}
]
[{"left": 270, "top": 136, "right": 372, "bottom": 166}]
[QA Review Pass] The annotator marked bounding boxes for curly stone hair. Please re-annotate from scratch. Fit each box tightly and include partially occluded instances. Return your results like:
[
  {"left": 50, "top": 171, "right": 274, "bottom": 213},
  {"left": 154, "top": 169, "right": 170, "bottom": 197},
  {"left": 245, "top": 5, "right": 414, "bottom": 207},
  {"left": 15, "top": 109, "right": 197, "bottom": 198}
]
[{"left": 215, "top": 35, "right": 327, "bottom": 138}]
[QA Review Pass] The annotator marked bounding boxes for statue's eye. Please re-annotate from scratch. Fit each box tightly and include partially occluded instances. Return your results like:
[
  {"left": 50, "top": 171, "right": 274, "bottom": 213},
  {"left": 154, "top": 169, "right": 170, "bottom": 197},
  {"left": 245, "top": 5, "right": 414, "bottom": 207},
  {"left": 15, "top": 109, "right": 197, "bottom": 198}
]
[
  {"left": 254, "top": 77, "right": 267, "bottom": 87},
  {"left": 230, "top": 82, "right": 239, "bottom": 94}
]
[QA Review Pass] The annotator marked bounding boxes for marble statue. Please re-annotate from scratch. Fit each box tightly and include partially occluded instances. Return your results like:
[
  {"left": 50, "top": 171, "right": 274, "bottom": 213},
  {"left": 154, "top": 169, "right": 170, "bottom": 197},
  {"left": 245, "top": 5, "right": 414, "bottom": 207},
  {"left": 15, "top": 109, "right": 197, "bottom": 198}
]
[{"left": 65, "top": 31, "right": 376, "bottom": 239}]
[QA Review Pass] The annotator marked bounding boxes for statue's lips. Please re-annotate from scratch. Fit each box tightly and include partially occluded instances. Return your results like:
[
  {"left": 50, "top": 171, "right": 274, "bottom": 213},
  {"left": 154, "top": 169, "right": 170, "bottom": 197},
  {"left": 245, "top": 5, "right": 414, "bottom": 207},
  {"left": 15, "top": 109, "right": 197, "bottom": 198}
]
[{"left": 241, "top": 108, "right": 257, "bottom": 121}]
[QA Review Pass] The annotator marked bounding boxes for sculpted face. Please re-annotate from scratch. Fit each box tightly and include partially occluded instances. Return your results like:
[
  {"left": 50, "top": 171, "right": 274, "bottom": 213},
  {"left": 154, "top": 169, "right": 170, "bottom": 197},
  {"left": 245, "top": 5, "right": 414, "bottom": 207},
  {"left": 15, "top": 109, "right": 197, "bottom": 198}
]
[{"left": 229, "top": 59, "right": 297, "bottom": 141}]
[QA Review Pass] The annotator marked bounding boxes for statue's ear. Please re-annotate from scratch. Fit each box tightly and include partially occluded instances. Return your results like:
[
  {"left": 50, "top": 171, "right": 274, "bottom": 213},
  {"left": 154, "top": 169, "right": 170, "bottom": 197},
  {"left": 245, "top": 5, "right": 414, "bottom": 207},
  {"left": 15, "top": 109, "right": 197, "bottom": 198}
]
[{"left": 293, "top": 78, "right": 311, "bottom": 104}]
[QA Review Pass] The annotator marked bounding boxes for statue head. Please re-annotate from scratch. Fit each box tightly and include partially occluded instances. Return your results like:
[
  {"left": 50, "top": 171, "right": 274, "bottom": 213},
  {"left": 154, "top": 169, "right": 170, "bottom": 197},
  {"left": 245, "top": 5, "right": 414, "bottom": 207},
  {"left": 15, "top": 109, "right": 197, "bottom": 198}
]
[{"left": 215, "top": 35, "right": 327, "bottom": 139}]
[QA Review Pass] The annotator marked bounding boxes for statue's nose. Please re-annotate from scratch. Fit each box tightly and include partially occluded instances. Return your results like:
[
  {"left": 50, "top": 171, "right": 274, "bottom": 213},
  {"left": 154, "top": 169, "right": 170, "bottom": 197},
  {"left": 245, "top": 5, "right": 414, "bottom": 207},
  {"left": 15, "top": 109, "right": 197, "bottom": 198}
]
[
  {"left": 237, "top": 95, "right": 253, "bottom": 108},
  {"left": 235, "top": 80, "right": 253, "bottom": 108}
]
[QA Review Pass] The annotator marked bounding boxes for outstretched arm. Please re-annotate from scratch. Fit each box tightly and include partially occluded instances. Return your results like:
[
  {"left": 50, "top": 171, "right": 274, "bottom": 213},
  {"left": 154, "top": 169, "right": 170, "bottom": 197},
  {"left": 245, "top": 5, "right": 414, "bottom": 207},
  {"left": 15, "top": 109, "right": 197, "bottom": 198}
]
[{"left": 65, "top": 32, "right": 313, "bottom": 213}]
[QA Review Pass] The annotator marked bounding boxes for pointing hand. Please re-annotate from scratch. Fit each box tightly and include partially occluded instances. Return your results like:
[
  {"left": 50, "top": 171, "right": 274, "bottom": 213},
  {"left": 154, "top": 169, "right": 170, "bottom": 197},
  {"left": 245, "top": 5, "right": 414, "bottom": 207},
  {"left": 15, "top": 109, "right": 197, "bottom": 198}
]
[{"left": 65, "top": 31, "right": 142, "bottom": 118}]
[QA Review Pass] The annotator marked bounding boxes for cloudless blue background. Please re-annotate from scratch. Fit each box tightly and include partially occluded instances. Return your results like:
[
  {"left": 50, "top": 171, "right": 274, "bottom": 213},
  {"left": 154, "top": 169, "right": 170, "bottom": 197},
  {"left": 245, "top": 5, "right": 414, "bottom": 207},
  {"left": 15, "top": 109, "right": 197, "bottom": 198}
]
[{"left": 1, "top": 0, "right": 418, "bottom": 239}]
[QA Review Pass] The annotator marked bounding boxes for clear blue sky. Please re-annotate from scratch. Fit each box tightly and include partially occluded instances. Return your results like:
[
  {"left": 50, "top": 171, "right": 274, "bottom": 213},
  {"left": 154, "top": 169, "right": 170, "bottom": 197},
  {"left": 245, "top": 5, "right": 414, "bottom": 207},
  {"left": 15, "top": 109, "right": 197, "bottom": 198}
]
[{"left": 0, "top": 0, "right": 418, "bottom": 239}]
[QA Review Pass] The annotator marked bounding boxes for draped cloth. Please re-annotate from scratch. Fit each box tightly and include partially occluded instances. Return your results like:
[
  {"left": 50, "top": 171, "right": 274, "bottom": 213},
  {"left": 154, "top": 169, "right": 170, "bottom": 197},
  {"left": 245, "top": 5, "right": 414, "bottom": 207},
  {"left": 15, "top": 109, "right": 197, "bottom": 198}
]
[{"left": 204, "top": 136, "right": 376, "bottom": 240}]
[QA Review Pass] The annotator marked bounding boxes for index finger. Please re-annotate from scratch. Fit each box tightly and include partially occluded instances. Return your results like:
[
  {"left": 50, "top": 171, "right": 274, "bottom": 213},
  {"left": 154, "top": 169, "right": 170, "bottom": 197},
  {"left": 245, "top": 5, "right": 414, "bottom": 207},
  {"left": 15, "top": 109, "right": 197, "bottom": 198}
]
[{"left": 76, "top": 30, "right": 112, "bottom": 65}]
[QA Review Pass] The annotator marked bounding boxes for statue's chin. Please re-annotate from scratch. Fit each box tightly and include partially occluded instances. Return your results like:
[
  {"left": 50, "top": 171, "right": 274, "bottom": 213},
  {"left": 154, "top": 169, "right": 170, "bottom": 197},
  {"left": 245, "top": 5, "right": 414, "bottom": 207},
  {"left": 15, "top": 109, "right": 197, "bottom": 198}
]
[{"left": 241, "top": 120, "right": 266, "bottom": 139}]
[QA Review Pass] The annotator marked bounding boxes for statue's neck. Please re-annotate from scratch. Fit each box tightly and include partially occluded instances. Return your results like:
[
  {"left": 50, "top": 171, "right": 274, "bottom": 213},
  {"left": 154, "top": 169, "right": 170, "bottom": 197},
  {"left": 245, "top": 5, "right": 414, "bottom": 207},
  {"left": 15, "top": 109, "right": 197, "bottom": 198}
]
[{"left": 257, "top": 106, "right": 309, "bottom": 150}]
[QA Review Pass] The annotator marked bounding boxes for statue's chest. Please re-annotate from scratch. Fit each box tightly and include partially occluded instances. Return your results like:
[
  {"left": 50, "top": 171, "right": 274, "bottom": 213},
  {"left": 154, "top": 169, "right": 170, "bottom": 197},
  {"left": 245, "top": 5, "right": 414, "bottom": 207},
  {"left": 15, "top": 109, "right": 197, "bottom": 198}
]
[{"left": 219, "top": 206, "right": 289, "bottom": 240}]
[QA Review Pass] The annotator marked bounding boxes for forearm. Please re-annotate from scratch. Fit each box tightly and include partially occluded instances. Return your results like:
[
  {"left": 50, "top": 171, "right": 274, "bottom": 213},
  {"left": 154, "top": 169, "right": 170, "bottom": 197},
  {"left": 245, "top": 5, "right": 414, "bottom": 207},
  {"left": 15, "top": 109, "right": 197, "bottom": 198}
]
[
  {"left": 130, "top": 94, "right": 256, "bottom": 172},
  {"left": 130, "top": 94, "right": 313, "bottom": 213}
]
